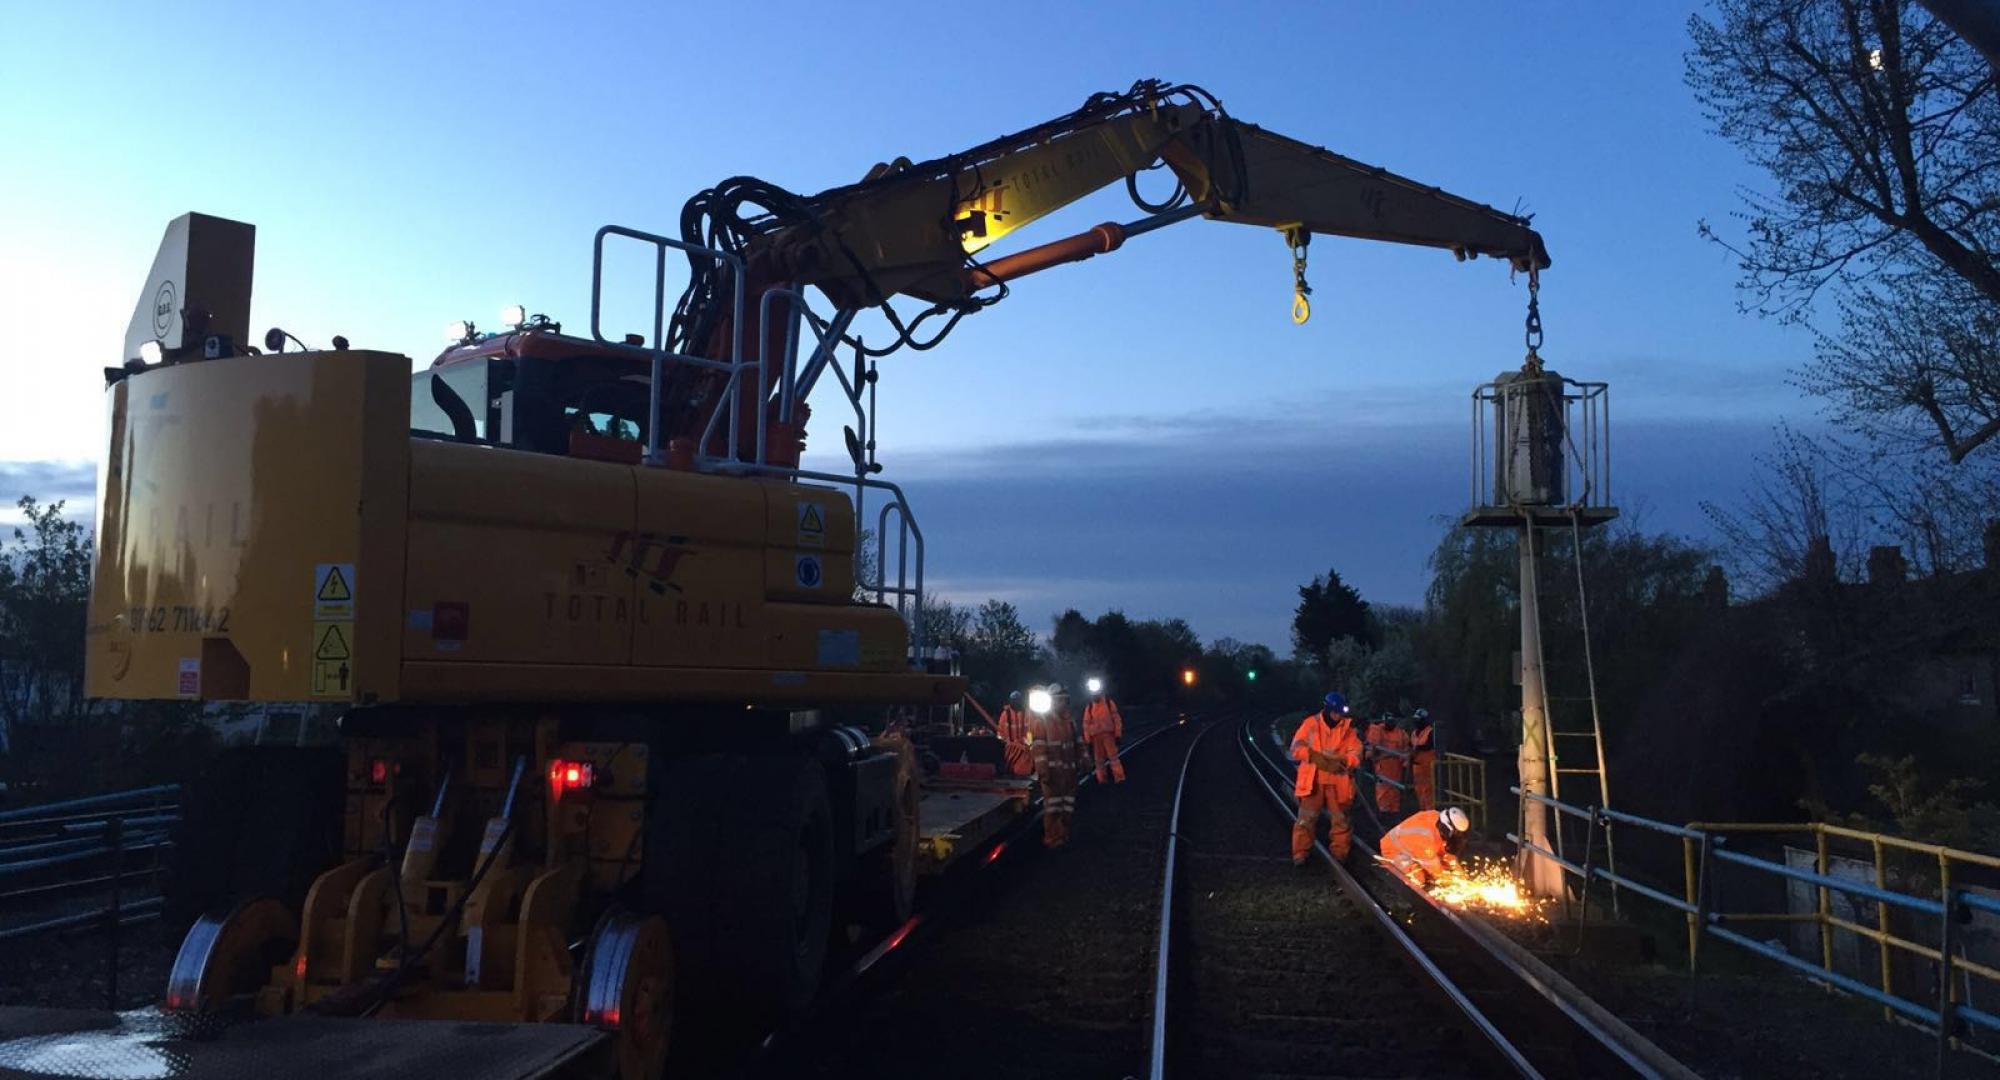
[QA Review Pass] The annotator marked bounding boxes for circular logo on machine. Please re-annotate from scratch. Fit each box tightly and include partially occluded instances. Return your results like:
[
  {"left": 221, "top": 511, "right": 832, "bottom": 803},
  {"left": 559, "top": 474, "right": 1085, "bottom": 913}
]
[
  {"left": 152, "top": 280, "right": 178, "bottom": 338},
  {"left": 795, "top": 555, "right": 823, "bottom": 589}
]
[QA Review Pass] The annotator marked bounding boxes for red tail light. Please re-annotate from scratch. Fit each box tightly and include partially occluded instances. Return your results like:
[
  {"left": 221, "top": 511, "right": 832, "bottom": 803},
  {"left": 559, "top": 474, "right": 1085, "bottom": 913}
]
[
  {"left": 547, "top": 759, "right": 596, "bottom": 800},
  {"left": 368, "top": 758, "right": 389, "bottom": 785}
]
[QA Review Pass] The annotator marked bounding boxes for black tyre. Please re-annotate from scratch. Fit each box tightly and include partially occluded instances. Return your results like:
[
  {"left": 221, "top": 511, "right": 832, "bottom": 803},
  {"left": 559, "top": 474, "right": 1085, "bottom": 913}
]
[{"left": 645, "top": 754, "right": 836, "bottom": 1031}]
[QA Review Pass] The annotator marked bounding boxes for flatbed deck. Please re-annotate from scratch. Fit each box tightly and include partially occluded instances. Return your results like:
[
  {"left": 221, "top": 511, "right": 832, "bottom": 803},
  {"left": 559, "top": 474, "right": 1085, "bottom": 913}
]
[
  {"left": 0, "top": 1006, "right": 604, "bottom": 1080},
  {"left": 916, "top": 781, "right": 1031, "bottom": 874}
]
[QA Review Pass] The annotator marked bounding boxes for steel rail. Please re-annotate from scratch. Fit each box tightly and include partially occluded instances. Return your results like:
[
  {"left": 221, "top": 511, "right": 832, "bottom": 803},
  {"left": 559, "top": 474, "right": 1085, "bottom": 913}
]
[
  {"left": 749, "top": 713, "right": 1196, "bottom": 1074},
  {"left": 1246, "top": 719, "right": 1696, "bottom": 1080},
  {"left": 1234, "top": 720, "right": 1546, "bottom": 1080},
  {"left": 1145, "top": 721, "right": 1215, "bottom": 1080}
]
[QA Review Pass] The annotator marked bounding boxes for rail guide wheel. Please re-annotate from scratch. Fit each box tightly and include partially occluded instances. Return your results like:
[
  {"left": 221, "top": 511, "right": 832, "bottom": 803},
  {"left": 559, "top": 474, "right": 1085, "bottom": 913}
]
[
  {"left": 162, "top": 897, "right": 297, "bottom": 1013},
  {"left": 578, "top": 910, "right": 674, "bottom": 1080}
]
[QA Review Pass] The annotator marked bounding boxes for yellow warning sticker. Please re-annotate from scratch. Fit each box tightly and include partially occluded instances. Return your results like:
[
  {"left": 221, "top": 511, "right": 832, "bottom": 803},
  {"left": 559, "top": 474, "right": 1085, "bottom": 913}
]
[
  {"left": 312, "top": 660, "right": 353, "bottom": 697},
  {"left": 314, "top": 563, "right": 355, "bottom": 620},
  {"left": 797, "top": 502, "right": 826, "bottom": 548},
  {"left": 313, "top": 621, "right": 352, "bottom": 661},
  {"left": 311, "top": 620, "right": 353, "bottom": 697}
]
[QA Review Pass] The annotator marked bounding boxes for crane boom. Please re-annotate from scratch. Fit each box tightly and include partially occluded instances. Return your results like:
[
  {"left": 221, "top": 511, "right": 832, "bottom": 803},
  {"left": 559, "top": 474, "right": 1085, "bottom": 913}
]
[
  {"left": 667, "top": 80, "right": 1549, "bottom": 462},
  {"left": 729, "top": 83, "right": 1546, "bottom": 319},
  {"left": 1203, "top": 119, "right": 1548, "bottom": 268}
]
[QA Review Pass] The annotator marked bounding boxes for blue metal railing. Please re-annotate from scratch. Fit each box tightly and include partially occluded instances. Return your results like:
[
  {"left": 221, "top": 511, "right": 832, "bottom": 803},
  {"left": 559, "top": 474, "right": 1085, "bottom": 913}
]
[{"left": 1508, "top": 785, "right": 2000, "bottom": 1075}]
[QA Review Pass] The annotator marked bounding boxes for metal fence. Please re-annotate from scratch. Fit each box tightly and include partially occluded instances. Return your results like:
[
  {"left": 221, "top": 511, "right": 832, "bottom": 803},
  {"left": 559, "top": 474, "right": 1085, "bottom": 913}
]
[
  {"left": 0, "top": 784, "right": 179, "bottom": 1006},
  {"left": 1355, "top": 739, "right": 1489, "bottom": 829},
  {"left": 1509, "top": 786, "right": 2000, "bottom": 1076}
]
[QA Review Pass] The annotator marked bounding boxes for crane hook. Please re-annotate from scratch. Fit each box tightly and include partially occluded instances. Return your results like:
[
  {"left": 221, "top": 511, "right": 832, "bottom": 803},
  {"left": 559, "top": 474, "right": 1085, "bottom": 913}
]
[{"left": 1283, "top": 225, "right": 1312, "bottom": 325}]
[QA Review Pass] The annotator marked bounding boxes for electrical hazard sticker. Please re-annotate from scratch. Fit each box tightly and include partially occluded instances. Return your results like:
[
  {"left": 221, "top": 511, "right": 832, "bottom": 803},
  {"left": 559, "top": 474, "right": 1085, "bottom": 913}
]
[
  {"left": 795, "top": 555, "right": 823, "bottom": 589},
  {"left": 313, "top": 563, "right": 355, "bottom": 620},
  {"left": 797, "top": 502, "right": 826, "bottom": 548},
  {"left": 311, "top": 621, "right": 353, "bottom": 697}
]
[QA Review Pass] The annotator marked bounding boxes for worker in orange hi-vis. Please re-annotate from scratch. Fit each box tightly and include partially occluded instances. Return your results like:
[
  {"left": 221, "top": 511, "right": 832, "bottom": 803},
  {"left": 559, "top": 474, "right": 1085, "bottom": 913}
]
[
  {"left": 1362, "top": 713, "right": 1387, "bottom": 806},
  {"left": 1408, "top": 708, "right": 1437, "bottom": 811},
  {"left": 1290, "top": 692, "right": 1364, "bottom": 866},
  {"left": 996, "top": 691, "right": 1033, "bottom": 777},
  {"left": 1081, "top": 678, "right": 1126, "bottom": 784},
  {"left": 1379, "top": 807, "right": 1470, "bottom": 890},
  {"left": 1028, "top": 684, "right": 1082, "bottom": 849},
  {"left": 1375, "top": 716, "right": 1410, "bottom": 815}
]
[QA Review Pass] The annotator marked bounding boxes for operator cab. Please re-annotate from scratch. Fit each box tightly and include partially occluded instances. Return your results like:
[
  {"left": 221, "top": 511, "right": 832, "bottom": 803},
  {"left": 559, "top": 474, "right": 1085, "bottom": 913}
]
[{"left": 410, "top": 315, "right": 654, "bottom": 464}]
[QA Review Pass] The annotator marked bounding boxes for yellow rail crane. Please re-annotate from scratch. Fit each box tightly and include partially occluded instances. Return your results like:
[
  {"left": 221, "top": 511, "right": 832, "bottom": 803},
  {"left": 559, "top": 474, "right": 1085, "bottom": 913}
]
[{"left": 75, "top": 80, "right": 1547, "bottom": 1078}]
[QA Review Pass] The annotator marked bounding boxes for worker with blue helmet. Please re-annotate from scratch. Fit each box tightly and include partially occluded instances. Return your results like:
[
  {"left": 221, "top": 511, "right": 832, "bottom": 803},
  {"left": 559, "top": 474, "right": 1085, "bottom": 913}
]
[{"left": 1290, "top": 690, "right": 1363, "bottom": 865}]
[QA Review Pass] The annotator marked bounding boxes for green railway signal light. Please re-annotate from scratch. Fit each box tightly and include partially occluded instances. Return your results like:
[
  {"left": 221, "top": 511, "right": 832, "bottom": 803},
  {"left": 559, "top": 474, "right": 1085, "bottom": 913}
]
[{"left": 1246, "top": 669, "right": 1259, "bottom": 682}]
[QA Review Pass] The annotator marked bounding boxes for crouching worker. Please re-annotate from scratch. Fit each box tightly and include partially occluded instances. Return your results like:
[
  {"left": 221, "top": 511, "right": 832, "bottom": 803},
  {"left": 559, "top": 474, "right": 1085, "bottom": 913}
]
[{"left": 1379, "top": 807, "right": 1470, "bottom": 889}]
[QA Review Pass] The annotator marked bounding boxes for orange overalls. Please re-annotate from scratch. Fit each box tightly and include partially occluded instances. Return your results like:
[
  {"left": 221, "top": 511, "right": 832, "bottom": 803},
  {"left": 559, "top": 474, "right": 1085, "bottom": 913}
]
[
  {"left": 1375, "top": 725, "right": 1410, "bottom": 814},
  {"left": 1410, "top": 722, "right": 1436, "bottom": 810},
  {"left": 1082, "top": 697, "right": 1125, "bottom": 784},
  {"left": 996, "top": 704, "right": 1033, "bottom": 777},
  {"left": 1290, "top": 711, "right": 1363, "bottom": 863},
  {"left": 1363, "top": 720, "right": 1386, "bottom": 803},
  {"left": 1030, "top": 706, "right": 1082, "bottom": 848},
  {"left": 1380, "top": 810, "right": 1460, "bottom": 889}
]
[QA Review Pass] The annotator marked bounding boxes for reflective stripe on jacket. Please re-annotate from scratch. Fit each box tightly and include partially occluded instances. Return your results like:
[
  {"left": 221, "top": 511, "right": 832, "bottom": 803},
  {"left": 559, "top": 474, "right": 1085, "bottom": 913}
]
[
  {"left": 1380, "top": 810, "right": 1456, "bottom": 883},
  {"left": 1289, "top": 711, "right": 1362, "bottom": 798},
  {"left": 997, "top": 705, "right": 1031, "bottom": 745},
  {"left": 1030, "top": 709, "right": 1079, "bottom": 768}
]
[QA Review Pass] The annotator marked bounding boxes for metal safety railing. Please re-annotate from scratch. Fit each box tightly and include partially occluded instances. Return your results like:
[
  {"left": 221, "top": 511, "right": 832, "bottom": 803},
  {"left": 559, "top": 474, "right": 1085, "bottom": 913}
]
[
  {"left": 1509, "top": 786, "right": 2000, "bottom": 1074},
  {"left": 1440, "top": 752, "right": 1488, "bottom": 831},
  {"left": 0, "top": 784, "right": 179, "bottom": 1007},
  {"left": 1355, "top": 739, "right": 1488, "bottom": 832},
  {"left": 589, "top": 223, "right": 929, "bottom": 654}
]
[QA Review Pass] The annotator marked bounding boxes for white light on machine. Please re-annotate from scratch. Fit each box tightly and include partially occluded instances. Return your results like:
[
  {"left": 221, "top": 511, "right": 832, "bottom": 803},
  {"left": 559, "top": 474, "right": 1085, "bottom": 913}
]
[
  {"left": 501, "top": 304, "right": 526, "bottom": 328},
  {"left": 445, "top": 320, "right": 473, "bottom": 343}
]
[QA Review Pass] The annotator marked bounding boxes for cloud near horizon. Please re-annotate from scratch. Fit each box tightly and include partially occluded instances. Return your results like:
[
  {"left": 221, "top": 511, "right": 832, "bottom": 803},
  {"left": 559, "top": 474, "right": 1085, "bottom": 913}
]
[{"left": 0, "top": 408, "right": 1778, "bottom": 650}]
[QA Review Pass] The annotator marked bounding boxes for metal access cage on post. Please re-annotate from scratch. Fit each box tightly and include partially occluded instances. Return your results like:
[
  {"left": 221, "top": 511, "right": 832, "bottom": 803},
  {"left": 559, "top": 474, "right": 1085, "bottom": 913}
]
[{"left": 1466, "top": 373, "right": 1613, "bottom": 525}]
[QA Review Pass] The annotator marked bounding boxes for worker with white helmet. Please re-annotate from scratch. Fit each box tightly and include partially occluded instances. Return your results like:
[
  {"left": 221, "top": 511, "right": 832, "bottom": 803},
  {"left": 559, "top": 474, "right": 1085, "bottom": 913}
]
[
  {"left": 1081, "top": 676, "right": 1126, "bottom": 784},
  {"left": 1027, "top": 683, "right": 1082, "bottom": 849},
  {"left": 1378, "top": 807, "right": 1471, "bottom": 890}
]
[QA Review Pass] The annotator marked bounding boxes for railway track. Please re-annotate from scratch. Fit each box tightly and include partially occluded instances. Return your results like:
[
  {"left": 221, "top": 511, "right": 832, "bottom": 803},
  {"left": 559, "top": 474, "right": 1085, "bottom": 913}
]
[
  {"left": 758, "top": 712, "right": 1699, "bottom": 1080},
  {"left": 1180, "top": 715, "right": 1700, "bottom": 1080},
  {"left": 749, "top": 715, "right": 1199, "bottom": 1078},
  {"left": 1152, "top": 719, "right": 1497, "bottom": 1079}
]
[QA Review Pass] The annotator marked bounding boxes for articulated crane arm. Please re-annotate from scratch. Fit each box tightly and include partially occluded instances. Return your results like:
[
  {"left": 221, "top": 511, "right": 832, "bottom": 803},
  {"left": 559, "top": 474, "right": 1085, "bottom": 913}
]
[{"left": 665, "top": 80, "right": 1548, "bottom": 458}]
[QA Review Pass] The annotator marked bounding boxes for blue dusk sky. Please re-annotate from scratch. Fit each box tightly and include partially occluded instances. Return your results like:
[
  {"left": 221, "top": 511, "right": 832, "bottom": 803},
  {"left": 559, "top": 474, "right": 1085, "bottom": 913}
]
[{"left": 0, "top": 1, "right": 1810, "bottom": 649}]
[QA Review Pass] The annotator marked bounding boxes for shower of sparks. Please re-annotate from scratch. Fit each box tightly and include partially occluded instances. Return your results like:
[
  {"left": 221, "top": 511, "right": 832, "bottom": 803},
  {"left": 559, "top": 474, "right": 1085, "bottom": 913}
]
[{"left": 1422, "top": 857, "right": 1550, "bottom": 921}]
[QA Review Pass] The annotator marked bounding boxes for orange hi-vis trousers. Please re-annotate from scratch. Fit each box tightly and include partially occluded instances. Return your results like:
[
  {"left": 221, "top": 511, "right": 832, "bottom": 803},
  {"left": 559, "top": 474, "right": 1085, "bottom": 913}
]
[
  {"left": 1412, "top": 750, "right": 1436, "bottom": 810},
  {"left": 1293, "top": 779, "right": 1353, "bottom": 863},
  {"left": 1090, "top": 733, "right": 1124, "bottom": 784}
]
